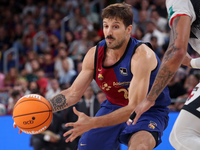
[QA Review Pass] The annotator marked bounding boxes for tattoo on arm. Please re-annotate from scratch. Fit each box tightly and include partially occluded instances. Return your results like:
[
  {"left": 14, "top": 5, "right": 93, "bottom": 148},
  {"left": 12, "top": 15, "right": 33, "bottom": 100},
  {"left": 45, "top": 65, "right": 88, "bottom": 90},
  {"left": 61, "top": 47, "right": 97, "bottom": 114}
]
[
  {"left": 148, "top": 65, "right": 175, "bottom": 101},
  {"left": 49, "top": 94, "right": 68, "bottom": 112},
  {"left": 148, "top": 17, "right": 181, "bottom": 101}
]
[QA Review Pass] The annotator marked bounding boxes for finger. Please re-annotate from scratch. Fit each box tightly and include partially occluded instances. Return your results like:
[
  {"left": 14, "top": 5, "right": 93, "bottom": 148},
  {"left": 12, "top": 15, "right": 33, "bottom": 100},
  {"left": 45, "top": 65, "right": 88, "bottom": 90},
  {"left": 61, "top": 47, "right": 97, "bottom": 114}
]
[
  {"left": 65, "top": 122, "right": 74, "bottom": 127},
  {"left": 66, "top": 132, "right": 79, "bottom": 143},
  {"left": 13, "top": 122, "right": 16, "bottom": 128},
  {"left": 70, "top": 133, "right": 78, "bottom": 142},
  {"left": 128, "top": 111, "right": 136, "bottom": 125},
  {"left": 132, "top": 113, "right": 140, "bottom": 125},
  {"left": 65, "top": 134, "right": 73, "bottom": 143},
  {"left": 63, "top": 129, "right": 73, "bottom": 137},
  {"left": 126, "top": 120, "right": 131, "bottom": 125},
  {"left": 19, "top": 130, "right": 22, "bottom": 134},
  {"left": 73, "top": 107, "right": 80, "bottom": 116}
]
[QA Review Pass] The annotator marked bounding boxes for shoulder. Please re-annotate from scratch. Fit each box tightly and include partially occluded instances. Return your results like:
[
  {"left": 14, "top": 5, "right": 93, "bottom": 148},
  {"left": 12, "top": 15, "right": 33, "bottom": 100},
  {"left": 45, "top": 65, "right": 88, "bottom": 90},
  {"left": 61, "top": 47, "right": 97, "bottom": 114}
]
[
  {"left": 131, "top": 44, "right": 157, "bottom": 71},
  {"left": 133, "top": 44, "right": 154, "bottom": 60},
  {"left": 82, "top": 46, "right": 97, "bottom": 70}
]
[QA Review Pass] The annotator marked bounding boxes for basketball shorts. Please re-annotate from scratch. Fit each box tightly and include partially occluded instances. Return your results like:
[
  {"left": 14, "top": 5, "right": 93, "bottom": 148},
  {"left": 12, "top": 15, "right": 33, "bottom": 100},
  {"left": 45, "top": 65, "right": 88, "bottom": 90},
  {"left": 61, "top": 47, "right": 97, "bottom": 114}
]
[{"left": 78, "top": 100, "right": 169, "bottom": 150}]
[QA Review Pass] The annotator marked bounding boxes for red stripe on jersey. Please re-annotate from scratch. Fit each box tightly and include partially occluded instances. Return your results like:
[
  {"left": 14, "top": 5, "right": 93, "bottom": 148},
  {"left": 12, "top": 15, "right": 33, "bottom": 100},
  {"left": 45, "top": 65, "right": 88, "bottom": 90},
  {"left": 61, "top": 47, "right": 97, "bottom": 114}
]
[
  {"left": 170, "top": 14, "right": 189, "bottom": 26},
  {"left": 95, "top": 45, "right": 128, "bottom": 106}
]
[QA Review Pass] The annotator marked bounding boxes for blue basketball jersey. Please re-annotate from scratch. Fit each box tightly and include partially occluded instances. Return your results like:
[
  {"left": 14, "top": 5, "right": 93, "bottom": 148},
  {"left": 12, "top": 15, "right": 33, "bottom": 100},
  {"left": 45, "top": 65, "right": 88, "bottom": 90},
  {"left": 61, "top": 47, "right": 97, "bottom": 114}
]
[{"left": 94, "top": 37, "right": 171, "bottom": 107}]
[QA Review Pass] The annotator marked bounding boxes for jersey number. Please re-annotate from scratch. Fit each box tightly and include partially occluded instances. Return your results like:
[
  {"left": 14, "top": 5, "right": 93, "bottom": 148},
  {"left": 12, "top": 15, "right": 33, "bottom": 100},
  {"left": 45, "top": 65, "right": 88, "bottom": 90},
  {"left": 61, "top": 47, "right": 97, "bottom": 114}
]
[{"left": 118, "top": 88, "right": 129, "bottom": 99}]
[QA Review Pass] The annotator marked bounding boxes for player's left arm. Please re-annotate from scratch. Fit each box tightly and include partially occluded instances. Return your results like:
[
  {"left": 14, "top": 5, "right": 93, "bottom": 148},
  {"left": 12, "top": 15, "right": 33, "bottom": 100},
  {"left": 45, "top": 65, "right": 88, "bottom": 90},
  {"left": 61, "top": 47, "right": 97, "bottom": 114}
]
[
  {"left": 63, "top": 44, "right": 157, "bottom": 142},
  {"left": 128, "top": 44, "right": 157, "bottom": 113}
]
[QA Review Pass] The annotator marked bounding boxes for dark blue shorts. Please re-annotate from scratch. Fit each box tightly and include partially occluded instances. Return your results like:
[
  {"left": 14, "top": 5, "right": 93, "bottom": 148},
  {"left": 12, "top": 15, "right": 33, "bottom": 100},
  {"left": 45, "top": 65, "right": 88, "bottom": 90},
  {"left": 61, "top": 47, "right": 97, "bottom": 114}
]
[{"left": 78, "top": 100, "right": 169, "bottom": 150}]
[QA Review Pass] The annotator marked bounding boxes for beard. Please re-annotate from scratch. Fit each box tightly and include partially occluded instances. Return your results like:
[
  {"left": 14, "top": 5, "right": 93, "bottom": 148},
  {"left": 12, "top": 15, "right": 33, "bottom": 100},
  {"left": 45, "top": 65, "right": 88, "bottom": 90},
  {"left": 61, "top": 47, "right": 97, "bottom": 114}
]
[
  {"left": 106, "top": 38, "right": 125, "bottom": 49},
  {"left": 105, "top": 35, "right": 126, "bottom": 49}
]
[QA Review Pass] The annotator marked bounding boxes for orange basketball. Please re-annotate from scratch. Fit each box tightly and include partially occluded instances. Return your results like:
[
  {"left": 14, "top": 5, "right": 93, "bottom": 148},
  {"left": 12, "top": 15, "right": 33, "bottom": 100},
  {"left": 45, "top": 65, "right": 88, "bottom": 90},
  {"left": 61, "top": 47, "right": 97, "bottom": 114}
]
[{"left": 13, "top": 94, "right": 53, "bottom": 134}]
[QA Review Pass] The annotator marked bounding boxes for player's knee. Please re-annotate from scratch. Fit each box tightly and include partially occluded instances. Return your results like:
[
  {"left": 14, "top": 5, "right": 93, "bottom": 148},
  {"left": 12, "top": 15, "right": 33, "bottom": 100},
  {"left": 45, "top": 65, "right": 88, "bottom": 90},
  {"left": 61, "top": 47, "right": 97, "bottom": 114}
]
[
  {"left": 128, "top": 143, "right": 149, "bottom": 150},
  {"left": 169, "top": 129, "right": 181, "bottom": 149}
]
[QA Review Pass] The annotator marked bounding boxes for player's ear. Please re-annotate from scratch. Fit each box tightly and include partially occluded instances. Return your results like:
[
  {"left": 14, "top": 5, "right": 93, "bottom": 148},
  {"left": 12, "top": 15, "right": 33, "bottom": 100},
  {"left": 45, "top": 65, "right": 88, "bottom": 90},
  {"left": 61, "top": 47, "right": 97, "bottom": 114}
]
[{"left": 126, "top": 25, "right": 132, "bottom": 35}]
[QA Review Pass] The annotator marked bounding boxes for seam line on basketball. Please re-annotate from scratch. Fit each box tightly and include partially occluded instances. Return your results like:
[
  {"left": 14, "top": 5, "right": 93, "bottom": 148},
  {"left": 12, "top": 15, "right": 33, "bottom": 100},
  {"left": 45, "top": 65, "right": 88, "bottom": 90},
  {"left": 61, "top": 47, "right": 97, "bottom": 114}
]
[{"left": 13, "top": 110, "right": 52, "bottom": 118}]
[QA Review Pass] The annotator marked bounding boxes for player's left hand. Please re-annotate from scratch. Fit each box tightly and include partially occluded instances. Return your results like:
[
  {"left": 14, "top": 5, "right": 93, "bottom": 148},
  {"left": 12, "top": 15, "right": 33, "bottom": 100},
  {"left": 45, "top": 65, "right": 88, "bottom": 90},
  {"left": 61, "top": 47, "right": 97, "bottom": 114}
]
[
  {"left": 13, "top": 122, "right": 22, "bottom": 134},
  {"left": 127, "top": 98, "right": 155, "bottom": 125},
  {"left": 63, "top": 107, "right": 95, "bottom": 142}
]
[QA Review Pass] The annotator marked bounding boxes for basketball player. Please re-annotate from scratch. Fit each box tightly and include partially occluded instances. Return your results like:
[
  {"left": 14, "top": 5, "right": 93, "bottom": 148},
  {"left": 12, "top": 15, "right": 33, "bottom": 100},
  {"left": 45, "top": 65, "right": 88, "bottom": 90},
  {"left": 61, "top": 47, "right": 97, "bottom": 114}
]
[
  {"left": 127, "top": 0, "right": 200, "bottom": 150},
  {"left": 15, "top": 3, "right": 171, "bottom": 150}
]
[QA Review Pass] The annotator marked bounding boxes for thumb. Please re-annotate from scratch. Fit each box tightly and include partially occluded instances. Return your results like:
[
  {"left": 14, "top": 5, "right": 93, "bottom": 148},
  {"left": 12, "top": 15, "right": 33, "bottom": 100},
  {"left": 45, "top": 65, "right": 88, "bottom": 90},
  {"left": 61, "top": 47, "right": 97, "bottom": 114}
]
[
  {"left": 73, "top": 106, "right": 80, "bottom": 116},
  {"left": 132, "top": 113, "right": 140, "bottom": 125}
]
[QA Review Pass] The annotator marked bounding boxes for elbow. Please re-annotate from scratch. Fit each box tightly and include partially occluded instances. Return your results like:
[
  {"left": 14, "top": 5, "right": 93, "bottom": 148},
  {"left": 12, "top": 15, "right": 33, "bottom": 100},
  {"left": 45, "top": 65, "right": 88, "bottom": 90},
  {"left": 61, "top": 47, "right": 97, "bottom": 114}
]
[
  {"left": 176, "top": 48, "right": 187, "bottom": 59},
  {"left": 165, "top": 46, "right": 187, "bottom": 63}
]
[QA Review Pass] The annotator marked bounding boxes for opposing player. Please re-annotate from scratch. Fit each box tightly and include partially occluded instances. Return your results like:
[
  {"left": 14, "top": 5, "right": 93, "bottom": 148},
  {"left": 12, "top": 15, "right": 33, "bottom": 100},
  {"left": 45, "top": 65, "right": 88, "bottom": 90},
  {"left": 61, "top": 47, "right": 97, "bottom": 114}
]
[
  {"left": 169, "top": 84, "right": 200, "bottom": 150},
  {"left": 15, "top": 3, "right": 171, "bottom": 150},
  {"left": 127, "top": 0, "right": 200, "bottom": 149}
]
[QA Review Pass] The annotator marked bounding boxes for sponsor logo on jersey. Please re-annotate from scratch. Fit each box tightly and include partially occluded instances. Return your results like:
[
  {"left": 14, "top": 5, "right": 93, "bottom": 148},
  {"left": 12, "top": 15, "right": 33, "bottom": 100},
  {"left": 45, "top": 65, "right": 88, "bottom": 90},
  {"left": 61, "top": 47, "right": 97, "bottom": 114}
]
[
  {"left": 113, "top": 81, "right": 130, "bottom": 87},
  {"left": 119, "top": 67, "right": 128, "bottom": 76},
  {"left": 98, "top": 74, "right": 104, "bottom": 80},
  {"left": 102, "top": 82, "right": 111, "bottom": 91}
]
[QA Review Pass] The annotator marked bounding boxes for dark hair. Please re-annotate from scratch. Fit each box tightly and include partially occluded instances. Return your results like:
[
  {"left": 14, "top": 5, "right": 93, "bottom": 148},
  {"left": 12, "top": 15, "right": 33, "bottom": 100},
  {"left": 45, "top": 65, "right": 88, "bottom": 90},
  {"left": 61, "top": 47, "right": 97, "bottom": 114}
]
[{"left": 101, "top": 2, "right": 133, "bottom": 28}]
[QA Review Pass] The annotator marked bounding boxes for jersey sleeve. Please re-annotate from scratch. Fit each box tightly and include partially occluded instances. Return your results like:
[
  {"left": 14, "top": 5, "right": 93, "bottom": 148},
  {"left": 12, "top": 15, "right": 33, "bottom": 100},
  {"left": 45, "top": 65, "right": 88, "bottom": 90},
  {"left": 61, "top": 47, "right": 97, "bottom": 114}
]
[{"left": 166, "top": 0, "right": 196, "bottom": 27}]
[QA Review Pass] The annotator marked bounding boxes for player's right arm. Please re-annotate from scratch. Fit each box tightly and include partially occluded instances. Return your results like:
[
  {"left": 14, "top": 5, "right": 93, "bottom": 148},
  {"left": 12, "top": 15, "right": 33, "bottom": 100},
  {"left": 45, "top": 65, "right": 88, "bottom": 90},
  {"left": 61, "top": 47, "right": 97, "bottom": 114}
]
[
  {"left": 14, "top": 46, "right": 96, "bottom": 133},
  {"left": 48, "top": 46, "right": 96, "bottom": 112}
]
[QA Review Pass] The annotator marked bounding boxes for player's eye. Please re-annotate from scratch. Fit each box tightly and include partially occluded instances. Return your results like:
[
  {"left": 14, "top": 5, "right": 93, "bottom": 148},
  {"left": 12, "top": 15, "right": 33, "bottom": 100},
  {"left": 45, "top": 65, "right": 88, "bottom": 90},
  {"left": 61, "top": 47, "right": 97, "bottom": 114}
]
[
  {"left": 113, "top": 25, "right": 119, "bottom": 29},
  {"left": 103, "top": 25, "right": 108, "bottom": 28}
]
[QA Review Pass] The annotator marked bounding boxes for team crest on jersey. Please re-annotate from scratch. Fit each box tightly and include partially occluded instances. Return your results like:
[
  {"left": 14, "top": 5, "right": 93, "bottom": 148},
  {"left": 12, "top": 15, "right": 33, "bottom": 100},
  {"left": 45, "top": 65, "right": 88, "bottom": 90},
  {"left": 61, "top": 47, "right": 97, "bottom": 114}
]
[
  {"left": 119, "top": 67, "right": 128, "bottom": 76},
  {"left": 148, "top": 121, "right": 157, "bottom": 129},
  {"left": 98, "top": 74, "right": 104, "bottom": 80}
]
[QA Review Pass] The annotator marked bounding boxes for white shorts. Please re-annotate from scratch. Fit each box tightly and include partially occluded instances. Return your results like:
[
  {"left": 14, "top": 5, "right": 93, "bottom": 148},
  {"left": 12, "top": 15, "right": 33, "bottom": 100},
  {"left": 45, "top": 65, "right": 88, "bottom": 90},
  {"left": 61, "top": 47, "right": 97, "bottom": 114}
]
[
  {"left": 169, "top": 82, "right": 200, "bottom": 150},
  {"left": 169, "top": 110, "right": 200, "bottom": 150}
]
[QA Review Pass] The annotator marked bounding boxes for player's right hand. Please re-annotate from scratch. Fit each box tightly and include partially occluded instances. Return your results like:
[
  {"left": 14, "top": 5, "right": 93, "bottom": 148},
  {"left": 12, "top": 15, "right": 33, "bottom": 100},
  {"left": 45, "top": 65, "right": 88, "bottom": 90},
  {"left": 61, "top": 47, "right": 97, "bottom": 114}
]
[{"left": 13, "top": 122, "right": 22, "bottom": 134}]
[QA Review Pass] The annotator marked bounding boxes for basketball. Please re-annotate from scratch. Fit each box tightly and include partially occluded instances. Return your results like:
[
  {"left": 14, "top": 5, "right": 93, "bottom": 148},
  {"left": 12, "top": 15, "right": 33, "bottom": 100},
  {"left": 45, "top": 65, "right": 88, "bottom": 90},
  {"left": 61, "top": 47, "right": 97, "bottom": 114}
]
[{"left": 13, "top": 94, "right": 53, "bottom": 134}]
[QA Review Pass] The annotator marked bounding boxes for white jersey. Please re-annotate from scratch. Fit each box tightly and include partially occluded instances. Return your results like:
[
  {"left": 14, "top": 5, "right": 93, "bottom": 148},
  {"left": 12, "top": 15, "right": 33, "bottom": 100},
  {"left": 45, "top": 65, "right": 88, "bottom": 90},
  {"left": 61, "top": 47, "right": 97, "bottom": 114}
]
[
  {"left": 166, "top": 0, "right": 200, "bottom": 53},
  {"left": 169, "top": 83, "right": 200, "bottom": 150}
]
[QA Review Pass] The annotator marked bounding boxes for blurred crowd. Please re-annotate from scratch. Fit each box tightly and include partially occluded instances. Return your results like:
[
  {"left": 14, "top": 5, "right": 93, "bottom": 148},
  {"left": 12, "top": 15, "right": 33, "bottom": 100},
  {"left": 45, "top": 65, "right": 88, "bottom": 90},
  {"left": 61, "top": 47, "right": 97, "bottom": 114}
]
[{"left": 0, "top": 0, "right": 200, "bottom": 149}]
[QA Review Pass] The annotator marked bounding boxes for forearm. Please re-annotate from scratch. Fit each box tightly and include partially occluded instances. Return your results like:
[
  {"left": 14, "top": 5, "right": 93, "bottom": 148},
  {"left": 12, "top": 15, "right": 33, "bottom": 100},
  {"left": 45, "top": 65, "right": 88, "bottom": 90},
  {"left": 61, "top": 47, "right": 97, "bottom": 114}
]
[
  {"left": 147, "top": 15, "right": 190, "bottom": 101},
  {"left": 49, "top": 89, "right": 80, "bottom": 112},
  {"left": 147, "top": 49, "right": 185, "bottom": 101},
  {"left": 92, "top": 105, "right": 133, "bottom": 128}
]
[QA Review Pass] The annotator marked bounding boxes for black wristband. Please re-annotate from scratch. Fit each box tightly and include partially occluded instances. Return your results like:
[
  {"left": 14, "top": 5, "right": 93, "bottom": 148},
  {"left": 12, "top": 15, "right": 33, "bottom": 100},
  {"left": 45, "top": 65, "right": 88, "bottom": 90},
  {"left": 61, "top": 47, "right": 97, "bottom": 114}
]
[{"left": 129, "top": 112, "right": 136, "bottom": 122}]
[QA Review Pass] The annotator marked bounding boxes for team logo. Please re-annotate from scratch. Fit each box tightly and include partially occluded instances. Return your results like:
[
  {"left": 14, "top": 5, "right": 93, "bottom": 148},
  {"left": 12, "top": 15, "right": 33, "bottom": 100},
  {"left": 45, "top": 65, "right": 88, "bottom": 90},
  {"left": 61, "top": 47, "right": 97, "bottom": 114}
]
[
  {"left": 23, "top": 116, "right": 35, "bottom": 125},
  {"left": 98, "top": 74, "right": 104, "bottom": 80},
  {"left": 80, "top": 143, "right": 87, "bottom": 146},
  {"left": 148, "top": 121, "right": 157, "bottom": 129},
  {"left": 119, "top": 67, "right": 128, "bottom": 76},
  {"left": 23, "top": 120, "right": 34, "bottom": 125},
  {"left": 102, "top": 82, "right": 111, "bottom": 91}
]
